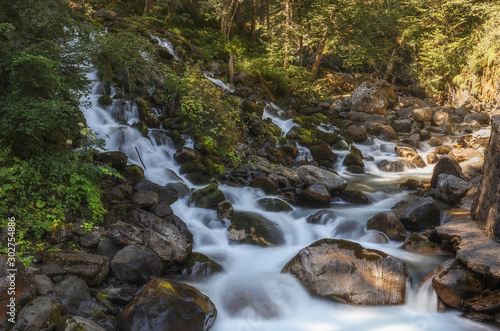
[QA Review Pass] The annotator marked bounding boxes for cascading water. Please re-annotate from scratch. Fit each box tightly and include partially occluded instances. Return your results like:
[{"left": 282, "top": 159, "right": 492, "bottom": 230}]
[{"left": 82, "top": 67, "right": 495, "bottom": 330}]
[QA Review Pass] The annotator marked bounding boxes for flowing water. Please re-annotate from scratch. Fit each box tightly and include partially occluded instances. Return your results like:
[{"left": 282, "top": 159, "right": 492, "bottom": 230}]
[{"left": 82, "top": 70, "right": 495, "bottom": 331}]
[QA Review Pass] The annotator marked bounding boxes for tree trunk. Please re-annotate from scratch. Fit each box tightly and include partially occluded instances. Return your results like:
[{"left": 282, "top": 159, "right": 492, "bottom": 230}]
[
  {"left": 229, "top": 54, "right": 235, "bottom": 88},
  {"left": 284, "top": 0, "right": 291, "bottom": 67},
  {"left": 221, "top": 0, "right": 239, "bottom": 41},
  {"left": 298, "top": 6, "right": 303, "bottom": 67},
  {"left": 251, "top": 0, "right": 259, "bottom": 37},
  {"left": 311, "top": 9, "right": 336, "bottom": 77},
  {"left": 266, "top": 0, "right": 270, "bottom": 30},
  {"left": 260, "top": 0, "right": 266, "bottom": 24},
  {"left": 144, "top": 0, "right": 153, "bottom": 15}
]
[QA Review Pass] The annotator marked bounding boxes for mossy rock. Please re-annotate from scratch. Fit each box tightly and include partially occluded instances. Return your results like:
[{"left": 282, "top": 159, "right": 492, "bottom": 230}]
[
  {"left": 343, "top": 152, "right": 365, "bottom": 168},
  {"left": 332, "top": 140, "right": 350, "bottom": 151},
  {"left": 179, "top": 160, "right": 208, "bottom": 175},
  {"left": 180, "top": 252, "right": 223, "bottom": 278},
  {"left": 132, "top": 121, "right": 148, "bottom": 137},
  {"left": 317, "top": 130, "right": 340, "bottom": 144},
  {"left": 340, "top": 190, "right": 372, "bottom": 205},
  {"left": 257, "top": 198, "right": 293, "bottom": 212},
  {"left": 242, "top": 100, "right": 264, "bottom": 117},
  {"left": 309, "top": 143, "right": 337, "bottom": 168},
  {"left": 166, "top": 130, "right": 185, "bottom": 148},
  {"left": 119, "top": 164, "right": 145, "bottom": 185},
  {"left": 98, "top": 95, "right": 113, "bottom": 107},
  {"left": 203, "top": 156, "right": 226, "bottom": 177},
  {"left": 191, "top": 183, "right": 226, "bottom": 209},
  {"left": 136, "top": 97, "right": 160, "bottom": 128},
  {"left": 297, "top": 130, "right": 316, "bottom": 147},
  {"left": 228, "top": 211, "right": 285, "bottom": 247}
]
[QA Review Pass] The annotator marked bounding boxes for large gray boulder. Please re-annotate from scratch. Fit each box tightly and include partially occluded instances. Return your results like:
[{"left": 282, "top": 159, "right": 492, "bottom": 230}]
[
  {"left": 392, "top": 197, "right": 441, "bottom": 231},
  {"left": 53, "top": 275, "right": 91, "bottom": 315},
  {"left": 430, "top": 155, "right": 466, "bottom": 188},
  {"left": 297, "top": 165, "right": 347, "bottom": 192},
  {"left": 350, "top": 81, "right": 390, "bottom": 115},
  {"left": 282, "top": 239, "right": 408, "bottom": 305},
  {"left": 228, "top": 211, "right": 285, "bottom": 247},
  {"left": 366, "top": 211, "right": 407, "bottom": 241},
  {"left": 111, "top": 245, "right": 164, "bottom": 284},
  {"left": 13, "top": 296, "right": 63, "bottom": 331},
  {"left": 435, "top": 173, "right": 471, "bottom": 204},
  {"left": 43, "top": 252, "right": 110, "bottom": 286}
]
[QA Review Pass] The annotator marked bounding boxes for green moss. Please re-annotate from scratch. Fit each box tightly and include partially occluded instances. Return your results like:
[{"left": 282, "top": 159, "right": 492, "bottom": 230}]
[
  {"left": 119, "top": 164, "right": 144, "bottom": 184},
  {"left": 132, "top": 121, "right": 148, "bottom": 137},
  {"left": 98, "top": 95, "right": 113, "bottom": 107}
]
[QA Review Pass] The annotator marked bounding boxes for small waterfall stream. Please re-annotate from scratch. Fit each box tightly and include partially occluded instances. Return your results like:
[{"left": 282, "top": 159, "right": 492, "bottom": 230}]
[{"left": 82, "top": 65, "right": 495, "bottom": 330}]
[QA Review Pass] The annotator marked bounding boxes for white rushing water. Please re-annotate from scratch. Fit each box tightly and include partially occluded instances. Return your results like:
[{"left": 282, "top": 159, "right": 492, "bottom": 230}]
[{"left": 82, "top": 71, "right": 494, "bottom": 331}]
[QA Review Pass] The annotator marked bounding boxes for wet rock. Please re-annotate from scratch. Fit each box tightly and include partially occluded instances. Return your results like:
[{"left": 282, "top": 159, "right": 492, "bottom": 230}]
[
  {"left": 173, "top": 147, "right": 201, "bottom": 164},
  {"left": 412, "top": 107, "right": 434, "bottom": 122},
  {"left": 153, "top": 201, "right": 174, "bottom": 217},
  {"left": 34, "top": 274, "right": 53, "bottom": 296},
  {"left": 434, "top": 145, "right": 453, "bottom": 155},
  {"left": 49, "top": 223, "right": 73, "bottom": 244},
  {"left": 81, "top": 227, "right": 106, "bottom": 248},
  {"left": 391, "top": 119, "right": 413, "bottom": 133},
  {"left": 427, "top": 152, "right": 439, "bottom": 164},
  {"left": 111, "top": 245, "right": 164, "bottom": 284},
  {"left": 180, "top": 252, "right": 223, "bottom": 278},
  {"left": 395, "top": 146, "right": 426, "bottom": 168},
  {"left": 309, "top": 143, "right": 337, "bottom": 168},
  {"left": 306, "top": 210, "right": 336, "bottom": 224},
  {"left": 131, "top": 191, "right": 159, "bottom": 208},
  {"left": 106, "top": 222, "right": 143, "bottom": 247},
  {"left": 432, "top": 259, "right": 483, "bottom": 310},
  {"left": 346, "top": 125, "right": 367, "bottom": 142},
  {"left": 430, "top": 155, "right": 466, "bottom": 188},
  {"left": 117, "top": 278, "right": 217, "bottom": 331},
  {"left": 228, "top": 211, "right": 285, "bottom": 247},
  {"left": 340, "top": 189, "right": 371, "bottom": 205},
  {"left": 400, "top": 233, "right": 439, "bottom": 253},
  {"left": 251, "top": 176, "right": 278, "bottom": 195},
  {"left": 433, "top": 111, "right": 450, "bottom": 125},
  {"left": 179, "top": 160, "right": 208, "bottom": 175},
  {"left": 428, "top": 137, "right": 443, "bottom": 146},
  {"left": 470, "top": 290, "right": 500, "bottom": 313},
  {"left": 377, "top": 159, "right": 416, "bottom": 172},
  {"left": 217, "top": 200, "right": 234, "bottom": 219},
  {"left": 364, "top": 122, "right": 399, "bottom": 141},
  {"left": 435, "top": 174, "right": 471, "bottom": 204},
  {"left": 400, "top": 178, "right": 423, "bottom": 191},
  {"left": 234, "top": 86, "right": 252, "bottom": 98},
  {"left": 257, "top": 198, "right": 293, "bottom": 212},
  {"left": 366, "top": 211, "right": 407, "bottom": 241},
  {"left": 392, "top": 196, "right": 441, "bottom": 231},
  {"left": 165, "top": 215, "right": 194, "bottom": 244},
  {"left": 152, "top": 222, "right": 192, "bottom": 263},
  {"left": 462, "top": 312, "right": 494, "bottom": 323},
  {"left": 297, "top": 184, "right": 332, "bottom": 207},
  {"left": 137, "top": 98, "right": 160, "bottom": 128},
  {"left": 449, "top": 148, "right": 483, "bottom": 163},
  {"left": 119, "top": 164, "right": 144, "bottom": 185},
  {"left": 95, "top": 151, "right": 128, "bottom": 169},
  {"left": 343, "top": 152, "right": 365, "bottom": 168},
  {"left": 279, "top": 145, "right": 299, "bottom": 158},
  {"left": 464, "top": 113, "right": 490, "bottom": 125},
  {"left": 135, "top": 180, "right": 179, "bottom": 205},
  {"left": 53, "top": 275, "right": 91, "bottom": 315},
  {"left": 12, "top": 296, "right": 63, "bottom": 331},
  {"left": 179, "top": 184, "right": 216, "bottom": 208},
  {"left": 127, "top": 208, "right": 164, "bottom": 230},
  {"left": 56, "top": 316, "right": 107, "bottom": 331},
  {"left": 43, "top": 252, "right": 110, "bottom": 286},
  {"left": 350, "top": 81, "right": 389, "bottom": 115},
  {"left": 297, "top": 165, "right": 347, "bottom": 192},
  {"left": 143, "top": 229, "right": 174, "bottom": 262},
  {"left": 282, "top": 238, "right": 408, "bottom": 305}
]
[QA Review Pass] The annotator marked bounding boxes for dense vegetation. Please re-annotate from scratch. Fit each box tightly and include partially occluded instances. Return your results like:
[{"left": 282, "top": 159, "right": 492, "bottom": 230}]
[{"left": 0, "top": 0, "right": 499, "bottom": 264}]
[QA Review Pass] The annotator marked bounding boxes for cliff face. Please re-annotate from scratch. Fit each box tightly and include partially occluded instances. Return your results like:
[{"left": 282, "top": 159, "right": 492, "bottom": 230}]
[{"left": 472, "top": 115, "right": 500, "bottom": 240}]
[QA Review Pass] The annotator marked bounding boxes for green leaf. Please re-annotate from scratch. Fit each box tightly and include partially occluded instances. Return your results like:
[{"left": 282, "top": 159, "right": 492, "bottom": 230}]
[{"left": 36, "top": 200, "right": 46, "bottom": 208}]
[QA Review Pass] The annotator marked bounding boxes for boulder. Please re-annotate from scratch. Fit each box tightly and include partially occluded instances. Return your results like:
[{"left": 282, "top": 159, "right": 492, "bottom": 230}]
[
  {"left": 53, "top": 275, "right": 91, "bottom": 315},
  {"left": 152, "top": 223, "right": 192, "bottom": 263},
  {"left": 49, "top": 223, "right": 73, "bottom": 244},
  {"left": 310, "top": 143, "right": 337, "bottom": 168},
  {"left": 399, "top": 233, "right": 438, "bottom": 253},
  {"left": 257, "top": 198, "right": 293, "bottom": 212},
  {"left": 12, "top": 296, "right": 63, "bottom": 331},
  {"left": 297, "top": 165, "right": 347, "bottom": 192},
  {"left": 127, "top": 208, "right": 164, "bottom": 230},
  {"left": 180, "top": 252, "right": 223, "bottom": 278},
  {"left": 251, "top": 176, "right": 278, "bottom": 195},
  {"left": 340, "top": 189, "right": 372, "bottom": 205},
  {"left": 464, "top": 113, "right": 490, "bottom": 125},
  {"left": 119, "top": 164, "right": 144, "bottom": 185},
  {"left": 435, "top": 174, "right": 471, "bottom": 204},
  {"left": 364, "top": 122, "right": 399, "bottom": 141},
  {"left": 449, "top": 148, "right": 483, "bottom": 163},
  {"left": 306, "top": 210, "right": 336, "bottom": 224},
  {"left": 282, "top": 239, "right": 408, "bottom": 305},
  {"left": 43, "top": 252, "right": 110, "bottom": 286},
  {"left": 297, "top": 184, "right": 332, "bottom": 207},
  {"left": 153, "top": 201, "right": 174, "bottom": 217},
  {"left": 191, "top": 183, "right": 226, "bottom": 209},
  {"left": 111, "top": 245, "right": 164, "bottom": 284},
  {"left": 106, "top": 222, "right": 143, "bottom": 247},
  {"left": 346, "top": 125, "right": 367, "bottom": 142},
  {"left": 395, "top": 146, "right": 426, "bottom": 168},
  {"left": 391, "top": 119, "right": 413, "bottom": 133},
  {"left": 95, "top": 151, "right": 128, "bottom": 169},
  {"left": 392, "top": 197, "right": 441, "bottom": 231},
  {"left": 427, "top": 152, "right": 439, "bottom": 164},
  {"left": 377, "top": 159, "right": 416, "bottom": 172},
  {"left": 430, "top": 155, "right": 466, "bottom": 188},
  {"left": 56, "top": 316, "right": 106, "bottom": 331},
  {"left": 432, "top": 259, "right": 483, "bottom": 310},
  {"left": 428, "top": 137, "right": 443, "bottom": 146},
  {"left": 228, "top": 211, "right": 285, "bottom": 247},
  {"left": 366, "top": 211, "right": 407, "bottom": 241},
  {"left": 134, "top": 179, "right": 179, "bottom": 205},
  {"left": 400, "top": 178, "right": 423, "bottom": 191},
  {"left": 80, "top": 227, "right": 106, "bottom": 248},
  {"left": 470, "top": 290, "right": 500, "bottom": 314},
  {"left": 217, "top": 200, "right": 234, "bottom": 219},
  {"left": 118, "top": 279, "right": 217, "bottom": 331},
  {"left": 350, "top": 81, "right": 389, "bottom": 115},
  {"left": 433, "top": 111, "right": 450, "bottom": 125},
  {"left": 343, "top": 152, "right": 364, "bottom": 168},
  {"left": 34, "top": 274, "right": 53, "bottom": 296},
  {"left": 173, "top": 147, "right": 201, "bottom": 164},
  {"left": 412, "top": 107, "right": 434, "bottom": 122},
  {"left": 131, "top": 191, "right": 159, "bottom": 208}
]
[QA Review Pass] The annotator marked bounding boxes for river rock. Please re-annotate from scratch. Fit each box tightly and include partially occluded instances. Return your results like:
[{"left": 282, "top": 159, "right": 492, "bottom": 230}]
[
  {"left": 152, "top": 222, "right": 192, "bottom": 263},
  {"left": 428, "top": 137, "right": 443, "bottom": 146},
  {"left": 427, "top": 152, "right": 439, "bottom": 164},
  {"left": 191, "top": 183, "right": 226, "bottom": 209},
  {"left": 392, "top": 197, "right": 441, "bottom": 231},
  {"left": 433, "top": 111, "right": 450, "bottom": 125},
  {"left": 80, "top": 226, "right": 106, "bottom": 248},
  {"left": 119, "top": 164, "right": 144, "bottom": 185},
  {"left": 251, "top": 176, "right": 278, "bottom": 195},
  {"left": 111, "top": 245, "right": 164, "bottom": 284},
  {"left": 364, "top": 122, "right": 399, "bottom": 141},
  {"left": 350, "top": 81, "right": 389, "bottom": 115},
  {"left": 435, "top": 173, "right": 471, "bottom": 204},
  {"left": 49, "top": 223, "right": 73, "bottom": 244},
  {"left": 434, "top": 145, "right": 453, "bottom": 155},
  {"left": 12, "top": 296, "right": 63, "bottom": 331},
  {"left": 95, "top": 151, "right": 128, "bottom": 169},
  {"left": 117, "top": 278, "right": 217, "bottom": 331},
  {"left": 346, "top": 125, "right": 367, "bottom": 142},
  {"left": 53, "top": 275, "right": 91, "bottom": 315},
  {"left": 310, "top": 143, "right": 337, "bottom": 168},
  {"left": 464, "top": 113, "right": 490, "bottom": 125},
  {"left": 391, "top": 119, "right": 413, "bottom": 133},
  {"left": 153, "top": 201, "right": 174, "bottom": 217},
  {"left": 400, "top": 178, "right": 423, "bottom": 191},
  {"left": 56, "top": 316, "right": 106, "bottom": 331},
  {"left": 297, "top": 165, "right": 347, "bottom": 192},
  {"left": 34, "top": 274, "right": 53, "bottom": 296},
  {"left": 228, "top": 211, "right": 285, "bottom": 247},
  {"left": 366, "top": 211, "right": 407, "bottom": 241},
  {"left": 257, "top": 198, "right": 293, "bottom": 212},
  {"left": 412, "top": 107, "right": 434, "bottom": 122},
  {"left": 470, "top": 290, "right": 500, "bottom": 313},
  {"left": 282, "top": 238, "right": 408, "bottom": 305},
  {"left": 127, "top": 208, "right": 164, "bottom": 230},
  {"left": 297, "top": 184, "right": 332, "bottom": 207},
  {"left": 131, "top": 191, "right": 159, "bottom": 208},
  {"left": 340, "top": 189, "right": 371, "bottom": 204},
  {"left": 134, "top": 179, "right": 179, "bottom": 205},
  {"left": 180, "top": 252, "right": 223, "bottom": 278},
  {"left": 449, "top": 148, "right": 483, "bottom": 163},
  {"left": 395, "top": 146, "right": 426, "bottom": 168},
  {"left": 430, "top": 155, "right": 466, "bottom": 188},
  {"left": 306, "top": 210, "right": 336, "bottom": 224},
  {"left": 106, "top": 222, "right": 143, "bottom": 247},
  {"left": 399, "top": 233, "right": 439, "bottom": 253},
  {"left": 432, "top": 259, "right": 483, "bottom": 310},
  {"left": 43, "top": 252, "right": 110, "bottom": 286},
  {"left": 377, "top": 159, "right": 416, "bottom": 172},
  {"left": 343, "top": 152, "right": 365, "bottom": 168}
]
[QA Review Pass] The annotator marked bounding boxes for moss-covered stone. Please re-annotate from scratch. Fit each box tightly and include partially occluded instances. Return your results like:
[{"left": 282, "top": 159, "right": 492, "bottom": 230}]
[
  {"left": 132, "top": 121, "right": 148, "bottom": 137},
  {"left": 310, "top": 143, "right": 337, "bottom": 168},
  {"left": 242, "top": 99, "right": 264, "bottom": 117},
  {"left": 257, "top": 198, "right": 293, "bottom": 212},
  {"left": 228, "top": 211, "right": 285, "bottom": 247},
  {"left": 136, "top": 97, "right": 160, "bottom": 128},
  {"left": 343, "top": 152, "right": 365, "bottom": 168},
  {"left": 340, "top": 189, "right": 372, "bottom": 205},
  {"left": 119, "top": 164, "right": 145, "bottom": 185},
  {"left": 180, "top": 252, "right": 223, "bottom": 278},
  {"left": 98, "top": 95, "right": 113, "bottom": 107},
  {"left": 191, "top": 183, "right": 226, "bottom": 209}
]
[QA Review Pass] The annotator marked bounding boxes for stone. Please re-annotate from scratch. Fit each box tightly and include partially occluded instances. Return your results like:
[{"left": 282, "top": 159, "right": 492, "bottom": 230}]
[
  {"left": 306, "top": 210, "right": 336, "bottom": 224},
  {"left": 95, "top": 151, "right": 128, "bottom": 169},
  {"left": 153, "top": 201, "right": 174, "bottom": 217},
  {"left": 297, "top": 184, "right": 332, "bottom": 207},
  {"left": 34, "top": 274, "right": 53, "bottom": 296},
  {"left": 134, "top": 179, "right": 179, "bottom": 205},
  {"left": 106, "top": 221, "right": 143, "bottom": 247},
  {"left": 53, "top": 275, "right": 91, "bottom": 315},
  {"left": 143, "top": 229, "right": 174, "bottom": 262},
  {"left": 297, "top": 165, "right": 347, "bottom": 192},
  {"left": 346, "top": 125, "right": 367, "bottom": 142},
  {"left": 427, "top": 152, "right": 439, "bottom": 164},
  {"left": 435, "top": 174, "right": 471, "bottom": 204},
  {"left": 257, "top": 198, "right": 293, "bottom": 212},
  {"left": 217, "top": 200, "right": 234, "bottom": 219},
  {"left": 119, "top": 164, "right": 144, "bottom": 185},
  {"left": 49, "top": 223, "right": 73, "bottom": 244},
  {"left": 282, "top": 239, "right": 408, "bottom": 305},
  {"left": 137, "top": 98, "right": 160, "bottom": 128},
  {"left": 56, "top": 316, "right": 107, "bottom": 331},
  {"left": 191, "top": 183, "right": 226, "bottom": 209},
  {"left": 152, "top": 223, "right": 192, "bottom": 263},
  {"left": 366, "top": 211, "right": 407, "bottom": 241},
  {"left": 412, "top": 107, "right": 434, "bottom": 122},
  {"left": 173, "top": 147, "right": 201, "bottom": 164},
  {"left": 392, "top": 197, "right": 441, "bottom": 231},
  {"left": 80, "top": 227, "right": 106, "bottom": 248},
  {"left": 395, "top": 146, "right": 426, "bottom": 168},
  {"left": 131, "top": 191, "right": 159, "bottom": 208},
  {"left": 343, "top": 152, "right": 365, "bottom": 168},
  {"left": 428, "top": 137, "right": 443, "bottom": 146},
  {"left": 350, "top": 81, "right": 389, "bottom": 115},
  {"left": 430, "top": 155, "right": 466, "bottom": 188},
  {"left": 464, "top": 113, "right": 490, "bottom": 125},
  {"left": 111, "top": 245, "right": 164, "bottom": 284},
  {"left": 470, "top": 290, "right": 500, "bottom": 313},
  {"left": 43, "top": 252, "right": 110, "bottom": 286},
  {"left": 97, "top": 239, "right": 123, "bottom": 259},
  {"left": 391, "top": 119, "right": 413, "bottom": 133},
  {"left": 279, "top": 145, "right": 299, "bottom": 158},
  {"left": 117, "top": 279, "right": 217, "bottom": 331},
  {"left": 309, "top": 143, "right": 337, "bottom": 168},
  {"left": 180, "top": 252, "right": 223, "bottom": 278},
  {"left": 243, "top": 100, "right": 264, "bottom": 117},
  {"left": 399, "top": 233, "right": 438, "bottom": 253},
  {"left": 449, "top": 148, "right": 483, "bottom": 163},
  {"left": 377, "top": 159, "right": 416, "bottom": 172},
  {"left": 340, "top": 189, "right": 372, "bottom": 204},
  {"left": 251, "top": 176, "right": 278, "bottom": 195},
  {"left": 12, "top": 296, "right": 63, "bottom": 331},
  {"left": 364, "top": 122, "right": 399, "bottom": 141},
  {"left": 433, "top": 111, "right": 450, "bottom": 125},
  {"left": 434, "top": 145, "right": 453, "bottom": 155},
  {"left": 432, "top": 259, "right": 483, "bottom": 310},
  {"left": 400, "top": 178, "right": 423, "bottom": 191},
  {"left": 228, "top": 211, "right": 285, "bottom": 247},
  {"left": 127, "top": 208, "right": 164, "bottom": 230}
]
